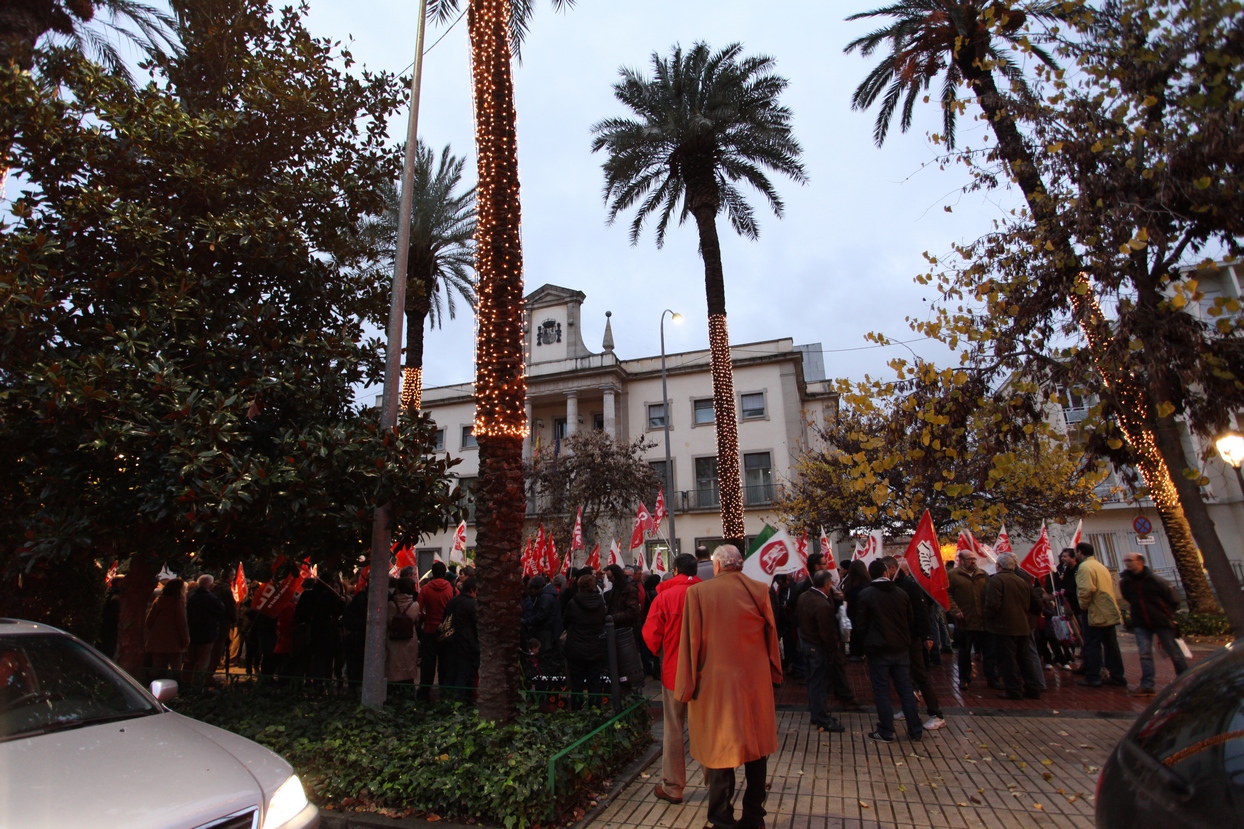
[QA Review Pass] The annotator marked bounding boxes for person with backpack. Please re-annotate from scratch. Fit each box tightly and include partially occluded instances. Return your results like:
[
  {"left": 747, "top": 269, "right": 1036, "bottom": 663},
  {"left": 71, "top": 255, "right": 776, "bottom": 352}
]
[
  {"left": 386, "top": 577, "right": 420, "bottom": 685},
  {"left": 439, "top": 578, "right": 479, "bottom": 703}
]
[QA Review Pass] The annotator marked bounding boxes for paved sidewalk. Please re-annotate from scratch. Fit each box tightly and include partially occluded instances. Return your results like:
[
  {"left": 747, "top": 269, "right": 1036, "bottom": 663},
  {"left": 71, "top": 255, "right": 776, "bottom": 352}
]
[{"left": 590, "top": 708, "right": 1127, "bottom": 829}]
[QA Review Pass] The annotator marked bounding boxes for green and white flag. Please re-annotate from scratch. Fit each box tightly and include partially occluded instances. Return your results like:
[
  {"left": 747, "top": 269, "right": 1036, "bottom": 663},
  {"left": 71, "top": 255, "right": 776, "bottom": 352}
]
[{"left": 742, "top": 525, "right": 803, "bottom": 585}]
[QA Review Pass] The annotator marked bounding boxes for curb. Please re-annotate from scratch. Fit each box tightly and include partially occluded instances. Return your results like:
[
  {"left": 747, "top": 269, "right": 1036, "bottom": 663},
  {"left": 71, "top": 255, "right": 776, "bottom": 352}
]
[{"left": 568, "top": 739, "right": 662, "bottom": 829}]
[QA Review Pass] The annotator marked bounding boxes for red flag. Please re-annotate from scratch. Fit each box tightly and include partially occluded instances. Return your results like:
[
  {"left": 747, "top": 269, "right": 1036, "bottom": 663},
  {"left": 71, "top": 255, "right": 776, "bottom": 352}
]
[
  {"left": 104, "top": 560, "right": 119, "bottom": 589},
  {"left": 449, "top": 521, "right": 469, "bottom": 566},
  {"left": 902, "top": 511, "right": 950, "bottom": 610},
  {"left": 586, "top": 542, "right": 601, "bottom": 570},
  {"left": 607, "top": 540, "right": 622, "bottom": 567},
  {"left": 1070, "top": 519, "right": 1084, "bottom": 549},
  {"left": 571, "top": 506, "right": 585, "bottom": 552},
  {"left": 521, "top": 537, "right": 536, "bottom": 578},
  {"left": 231, "top": 562, "right": 248, "bottom": 604},
  {"left": 393, "top": 544, "right": 417, "bottom": 571},
  {"left": 994, "top": 524, "right": 1013, "bottom": 555},
  {"left": 1020, "top": 524, "right": 1054, "bottom": 580},
  {"left": 534, "top": 524, "right": 546, "bottom": 574},
  {"left": 253, "top": 567, "right": 305, "bottom": 618},
  {"left": 819, "top": 527, "right": 836, "bottom": 571},
  {"left": 653, "top": 489, "right": 667, "bottom": 526},
  {"left": 545, "top": 532, "right": 559, "bottom": 576},
  {"left": 630, "top": 503, "right": 652, "bottom": 549}
]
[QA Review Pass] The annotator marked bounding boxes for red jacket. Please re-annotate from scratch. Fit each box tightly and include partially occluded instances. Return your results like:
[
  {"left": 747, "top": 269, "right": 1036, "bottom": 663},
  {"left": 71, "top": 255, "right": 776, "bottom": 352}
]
[
  {"left": 642, "top": 574, "right": 700, "bottom": 690},
  {"left": 418, "top": 577, "right": 457, "bottom": 634}
]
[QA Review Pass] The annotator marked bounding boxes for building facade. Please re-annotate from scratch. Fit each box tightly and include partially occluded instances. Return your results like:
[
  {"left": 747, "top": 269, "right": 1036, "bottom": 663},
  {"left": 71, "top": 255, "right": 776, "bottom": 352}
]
[{"left": 411, "top": 284, "right": 837, "bottom": 568}]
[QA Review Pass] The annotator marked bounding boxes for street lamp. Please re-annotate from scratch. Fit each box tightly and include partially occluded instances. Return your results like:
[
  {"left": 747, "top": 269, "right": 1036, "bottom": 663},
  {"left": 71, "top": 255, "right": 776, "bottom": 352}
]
[
  {"left": 660, "top": 309, "right": 683, "bottom": 559},
  {"left": 1215, "top": 430, "right": 1244, "bottom": 496}
]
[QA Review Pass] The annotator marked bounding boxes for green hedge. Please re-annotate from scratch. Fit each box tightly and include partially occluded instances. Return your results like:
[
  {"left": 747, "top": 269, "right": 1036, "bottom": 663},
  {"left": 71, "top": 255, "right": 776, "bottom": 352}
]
[
  {"left": 171, "top": 685, "right": 650, "bottom": 827},
  {"left": 1176, "top": 612, "right": 1234, "bottom": 638}
]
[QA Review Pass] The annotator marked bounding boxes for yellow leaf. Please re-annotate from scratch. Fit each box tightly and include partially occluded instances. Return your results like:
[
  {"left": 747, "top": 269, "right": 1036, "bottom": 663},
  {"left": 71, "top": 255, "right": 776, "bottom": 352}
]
[
  {"left": 1195, "top": 176, "right": 1212, "bottom": 189},
  {"left": 1091, "top": 141, "right": 1104, "bottom": 152},
  {"left": 1157, "top": 401, "right": 1176, "bottom": 418}
]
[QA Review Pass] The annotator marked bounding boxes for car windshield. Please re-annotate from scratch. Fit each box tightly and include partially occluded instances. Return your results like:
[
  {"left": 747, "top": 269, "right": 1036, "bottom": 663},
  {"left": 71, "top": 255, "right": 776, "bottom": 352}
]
[
  {"left": 1131, "top": 644, "right": 1244, "bottom": 782},
  {"left": 0, "top": 632, "right": 161, "bottom": 742}
]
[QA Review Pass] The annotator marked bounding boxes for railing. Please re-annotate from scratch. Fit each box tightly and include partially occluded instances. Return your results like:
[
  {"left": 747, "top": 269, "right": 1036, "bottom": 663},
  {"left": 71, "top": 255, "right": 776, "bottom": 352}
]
[{"left": 743, "top": 483, "right": 774, "bottom": 506}]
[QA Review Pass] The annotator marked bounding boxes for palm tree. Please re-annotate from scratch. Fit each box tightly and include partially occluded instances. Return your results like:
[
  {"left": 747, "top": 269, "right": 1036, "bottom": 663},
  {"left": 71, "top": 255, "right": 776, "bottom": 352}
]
[
  {"left": 844, "top": 0, "right": 1227, "bottom": 615},
  {"left": 1, "top": 0, "right": 176, "bottom": 78},
  {"left": 591, "top": 42, "right": 807, "bottom": 546},
  {"left": 360, "top": 141, "right": 476, "bottom": 410},
  {"left": 426, "top": 0, "right": 572, "bottom": 723}
]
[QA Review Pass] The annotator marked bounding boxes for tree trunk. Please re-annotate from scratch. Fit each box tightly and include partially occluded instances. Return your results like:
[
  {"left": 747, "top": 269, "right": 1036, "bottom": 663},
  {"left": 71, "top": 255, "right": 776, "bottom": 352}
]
[
  {"left": 114, "top": 553, "right": 159, "bottom": 680},
  {"left": 964, "top": 65, "right": 1223, "bottom": 611},
  {"left": 0, "top": 0, "right": 55, "bottom": 71},
  {"left": 468, "top": 0, "right": 526, "bottom": 723},
  {"left": 690, "top": 203, "right": 745, "bottom": 546},
  {"left": 402, "top": 270, "right": 431, "bottom": 410}
]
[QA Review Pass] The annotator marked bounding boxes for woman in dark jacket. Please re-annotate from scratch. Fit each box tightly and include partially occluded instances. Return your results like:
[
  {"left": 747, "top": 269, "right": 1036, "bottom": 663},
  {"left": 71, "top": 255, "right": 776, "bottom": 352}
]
[
  {"left": 562, "top": 574, "right": 607, "bottom": 709},
  {"left": 604, "top": 565, "right": 640, "bottom": 629},
  {"left": 145, "top": 578, "right": 189, "bottom": 680},
  {"left": 841, "top": 560, "right": 873, "bottom": 659}
]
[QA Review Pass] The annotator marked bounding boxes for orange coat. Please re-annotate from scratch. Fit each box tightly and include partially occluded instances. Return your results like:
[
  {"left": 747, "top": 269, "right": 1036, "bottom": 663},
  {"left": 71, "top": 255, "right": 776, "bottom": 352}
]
[{"left": 674, "top": 570, "right": 782, "bottom": 769}]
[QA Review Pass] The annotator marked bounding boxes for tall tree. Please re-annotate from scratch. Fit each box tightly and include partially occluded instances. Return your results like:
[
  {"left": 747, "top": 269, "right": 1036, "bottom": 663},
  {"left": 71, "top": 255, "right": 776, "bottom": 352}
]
[
  {"left": 591, "top": 41, "right": 807, "bottom": 546},
  {"left": 358, "top": 141, "right": 477, "bottom": 411},
  {"left": 844, "top": 0, "right": 1224, "bottom": 614},
  {"left": 427, "top": 0, "right": 573, "bottom": 723},
  {"left": 0, "top": 0, "right": 174, "bottom": 76},
  {"left": 0, "top": 0, "right": 463, "bottom": 675}
]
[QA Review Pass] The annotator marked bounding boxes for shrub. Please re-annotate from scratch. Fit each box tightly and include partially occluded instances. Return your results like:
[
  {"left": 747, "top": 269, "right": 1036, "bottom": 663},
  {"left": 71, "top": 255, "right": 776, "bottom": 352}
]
[
  {"left": 1175, "top": 612, "right": 1233, "bottom": 638},
  {"left": 171, "top": 684, "right": 649, "bottom": 827}
]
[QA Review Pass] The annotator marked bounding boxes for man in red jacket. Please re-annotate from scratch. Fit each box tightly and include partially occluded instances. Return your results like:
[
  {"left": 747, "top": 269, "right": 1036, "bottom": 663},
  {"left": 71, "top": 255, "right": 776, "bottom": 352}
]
[
  {"left": 642, "top": 553, "right": 700, "bottom": 805},
  {"left": 417, "top": 561, "right": 457, "bottom": 700}
]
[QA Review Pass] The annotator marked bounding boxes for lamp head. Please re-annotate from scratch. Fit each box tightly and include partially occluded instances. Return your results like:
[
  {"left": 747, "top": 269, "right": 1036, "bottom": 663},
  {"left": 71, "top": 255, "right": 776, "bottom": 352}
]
[
  {"left": 671, "top": 312, "right": 683, "bottom": 324},
  {"left": 1216, "top": 431, "right": 1244, "bottom": 468}
]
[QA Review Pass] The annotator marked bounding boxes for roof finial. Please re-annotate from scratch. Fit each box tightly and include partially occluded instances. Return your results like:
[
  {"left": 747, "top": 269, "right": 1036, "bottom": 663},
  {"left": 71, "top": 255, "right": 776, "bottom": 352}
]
[{"left": 602, "top": 311, "right": 615, "bottom": 353}]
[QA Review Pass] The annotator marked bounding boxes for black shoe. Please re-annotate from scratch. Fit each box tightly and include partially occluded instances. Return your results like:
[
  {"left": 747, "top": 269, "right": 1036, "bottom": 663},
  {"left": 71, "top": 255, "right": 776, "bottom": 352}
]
[
  {"left": 815, "top": 721, "right": 846, "bottom": 733},
  {"left": 1076, "top": 678, "right": 1103, "bottom": 687},
  {"left": 1071, "top": 666, "right": 1087, "bottom": 675},
  {"left": 987, "top": 680, "right": 1005, "bottom": 690},
  {"left": 996, "top": 691, "right": 1023, "bottom": 700},
  {"left": 1024, "top": 690, "right": 1042, "bottom": 700},
  {"left": 1108, "top": 677, "right": 1129, "bottom": 687},
  {"left": 867, "top": 730, "right": 894, "bottom": 743}
]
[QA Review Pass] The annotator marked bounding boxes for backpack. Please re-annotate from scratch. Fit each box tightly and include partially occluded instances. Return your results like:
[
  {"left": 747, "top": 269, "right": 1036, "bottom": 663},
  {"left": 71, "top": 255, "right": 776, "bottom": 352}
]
[
  {"left": 388, "top": 601, "right": 415, "bottom": 641},
  {"left": 437, "top": 604, "right": 457, "bottom": 644}
]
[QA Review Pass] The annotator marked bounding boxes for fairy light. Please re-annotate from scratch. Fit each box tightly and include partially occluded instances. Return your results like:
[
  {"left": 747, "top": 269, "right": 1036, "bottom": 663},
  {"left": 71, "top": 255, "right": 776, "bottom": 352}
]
[
  {"left": 708, "top": 313, "right": 746, "bottom": 540},
  {"left": 469, "top": 0, "right": 527, "bottom": 440},
  {"left": 401, "top": 366, "right": 422, "bottom": 410}
]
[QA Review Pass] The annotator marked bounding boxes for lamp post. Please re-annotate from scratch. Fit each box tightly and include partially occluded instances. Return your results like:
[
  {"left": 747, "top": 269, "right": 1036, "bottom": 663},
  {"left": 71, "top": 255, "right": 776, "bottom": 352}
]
[
  {"left": 660, "top": 309, "right": 683, "bottom": 558},
  {"left": 1215, "top": 431, "right": 1244, "bottom": 497}
]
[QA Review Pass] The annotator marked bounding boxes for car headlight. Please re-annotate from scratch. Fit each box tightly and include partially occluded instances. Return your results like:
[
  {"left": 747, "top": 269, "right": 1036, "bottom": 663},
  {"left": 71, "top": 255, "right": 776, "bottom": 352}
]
[{"left": 261, "top": 775, "right": 308, "bottom": 829}]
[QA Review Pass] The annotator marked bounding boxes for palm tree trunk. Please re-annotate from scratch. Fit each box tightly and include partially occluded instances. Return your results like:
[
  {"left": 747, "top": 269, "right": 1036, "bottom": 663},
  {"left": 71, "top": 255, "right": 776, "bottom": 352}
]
[
  {"left": 965, "top": 66, "right": 1225, "bottom": 614},
  {"left": 402, "top": 270, "right": 432, "bottom": 410},
  {"left": 690, "top": 203, "right": 746, "bottom": 546},
  {"left": 468, "top": 0, "right": 526, "bottom": 723}
]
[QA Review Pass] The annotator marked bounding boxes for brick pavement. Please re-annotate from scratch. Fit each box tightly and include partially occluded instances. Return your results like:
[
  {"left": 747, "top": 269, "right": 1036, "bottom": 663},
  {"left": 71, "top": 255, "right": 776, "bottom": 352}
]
[{"left": 590, "top": 709, "right": 1128, "bottom": 829}]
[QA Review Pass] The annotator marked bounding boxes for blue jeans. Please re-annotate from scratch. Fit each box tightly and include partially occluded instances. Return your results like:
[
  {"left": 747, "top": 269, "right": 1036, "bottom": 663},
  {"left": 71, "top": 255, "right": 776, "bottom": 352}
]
[
  {"left": 1082, "top": 624, "right": 1125, "bottom": 682},
  {"left": 866, "top": 651, "right": 923, "bottom": 739},
  {"left": 802, "top": 642, "right": 833, "bottom": 727},
  {"left": 1133, "top": 626, "right": 1188, "bottom": 690}
]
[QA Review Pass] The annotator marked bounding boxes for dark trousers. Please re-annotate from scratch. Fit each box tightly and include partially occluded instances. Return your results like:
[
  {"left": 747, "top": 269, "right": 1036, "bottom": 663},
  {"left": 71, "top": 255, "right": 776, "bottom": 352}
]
[
  {"left": 566, "top": 657, "right": 604, "bottom": 710},
  {"left": 866, "top": 651, "right": 922, "bottom": 740},
  {"left": 830, "top": 639, "right": 856, "bottom": 702},
  {"left": 444, "top": 652, "right": 479, "bottom": 703},
  {"left": 1036, "top": 627, "right": 1070, "bottom": 665},
  {"left": 907, "top": 640, "right": 941, "bottom": 717},
  {"left": 996, "top": 634, "right": 1043, "bottom": 696},
  {"left": 1083, "top": 624, "right": 1125, "bottom": 682},
  {"left": 801, "top": 642, "right": 836, "bottom": 727},
  {"left": 418, "top": 632, "right": 439, "bottom": 698},
  {"left": 705, "top": 757, "right": 767, "bottom": 829},
  {"left": 957, "top": 629, "right": 997, "bottom": 686}
]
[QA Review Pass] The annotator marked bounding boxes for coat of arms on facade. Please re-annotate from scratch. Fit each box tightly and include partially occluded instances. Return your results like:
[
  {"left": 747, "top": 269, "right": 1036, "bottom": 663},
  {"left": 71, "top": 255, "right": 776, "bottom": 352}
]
[{"left": 536, "top": 319, "right": 562, "bottom": 346}]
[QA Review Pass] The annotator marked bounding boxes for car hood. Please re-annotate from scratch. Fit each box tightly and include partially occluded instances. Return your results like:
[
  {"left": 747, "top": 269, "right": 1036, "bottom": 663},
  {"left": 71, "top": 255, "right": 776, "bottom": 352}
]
[{"left": 0, "top": 709, "right": 291, "bottom": 829}]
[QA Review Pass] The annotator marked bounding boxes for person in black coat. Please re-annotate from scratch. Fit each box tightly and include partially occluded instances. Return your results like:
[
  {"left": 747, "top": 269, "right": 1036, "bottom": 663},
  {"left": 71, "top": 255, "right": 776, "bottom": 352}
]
[
  {"left": 562, "top": 573, "right": 607, "bottom": 709},
  {"left": 440, "top": 578, "right": 480, "bottom": 703},
  {"left": 184, "top": 575, "right": 226, "bottom": 687},
  {"left": 890, "top": 557, "right": 944, "bottom": 728},
  {"left": 854, "top": 560, "right": 923, "bottom": 742},
  {"left": 1119, "top": 552, "right": 1188, "bottom": 694},
  {"left": 341, "top": 582, "right": 369, "bottom": 684}
]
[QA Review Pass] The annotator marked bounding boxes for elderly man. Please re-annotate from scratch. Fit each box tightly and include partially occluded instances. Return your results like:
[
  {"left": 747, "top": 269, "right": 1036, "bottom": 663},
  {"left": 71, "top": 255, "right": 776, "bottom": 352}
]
[
  {"left": 1118, "top": 552, "right": 1183, "bottom": 695},
  {"left": 676, "top": 545, "right": 782, "bottom": 829},
  {"left": 947, "top": 549, "right": 999, "bottom": 690},
  {"left": 984, "top": 553, "right": 1044, "bottom": 700},
  {"left": 184, "top": 574, "right": 225, "bottom": 687},
  {"left": 1076, "top": 542, "right": 1127, "bottom": 688}
]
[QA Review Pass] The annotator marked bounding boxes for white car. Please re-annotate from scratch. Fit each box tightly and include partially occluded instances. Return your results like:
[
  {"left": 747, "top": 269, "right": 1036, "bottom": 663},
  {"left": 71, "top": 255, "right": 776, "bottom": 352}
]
[{"left": 0, "top": 618, "right": 318, "bottom": 829}]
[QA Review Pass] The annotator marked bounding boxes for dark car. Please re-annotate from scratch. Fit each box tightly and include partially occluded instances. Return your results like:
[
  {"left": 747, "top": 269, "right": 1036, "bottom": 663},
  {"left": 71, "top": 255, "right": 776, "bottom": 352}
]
[{"left": 1096, "top": 640, "right": 1244, "bottom": 828}]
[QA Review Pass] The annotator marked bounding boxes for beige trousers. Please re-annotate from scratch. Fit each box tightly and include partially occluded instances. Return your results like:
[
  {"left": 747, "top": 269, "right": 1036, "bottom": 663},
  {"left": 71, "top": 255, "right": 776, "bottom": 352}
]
[{"left": 661, "top": 685, "right": 689, "bottom": 798}]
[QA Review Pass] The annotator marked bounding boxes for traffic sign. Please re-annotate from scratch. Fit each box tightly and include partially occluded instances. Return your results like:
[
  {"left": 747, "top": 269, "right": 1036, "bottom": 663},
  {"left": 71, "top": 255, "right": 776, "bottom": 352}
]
[
  {"left": 1137, "top": 535, "right": 1156, "bottom": 546},
  {"left": 1133, "top": 515, "right": 1153, "bottom": 535}
]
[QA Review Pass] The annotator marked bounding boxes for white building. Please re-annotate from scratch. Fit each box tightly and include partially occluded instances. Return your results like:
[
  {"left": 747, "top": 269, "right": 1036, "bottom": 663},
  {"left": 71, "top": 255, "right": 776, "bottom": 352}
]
[{"left": 411, "top": 284, "right": 837, "bottom": 570}]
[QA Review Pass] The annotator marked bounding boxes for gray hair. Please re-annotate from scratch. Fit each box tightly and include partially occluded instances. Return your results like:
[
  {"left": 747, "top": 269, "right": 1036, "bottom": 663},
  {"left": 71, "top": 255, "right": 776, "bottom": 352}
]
[
  {"left": 197, "top": 574, "right": 214, "bottom": 589},
  {"left": 996, "top": 553, "right": 1017, "bottom": 572},
  {"left": 711, "top": 544, "right": 743, "bottom": 571}
]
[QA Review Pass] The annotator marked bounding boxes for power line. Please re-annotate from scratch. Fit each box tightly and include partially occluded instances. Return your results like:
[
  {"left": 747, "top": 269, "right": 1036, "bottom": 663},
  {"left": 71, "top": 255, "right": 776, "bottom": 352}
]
[{"left": 396, "top": 9, "right": 466, "bottom": 76}]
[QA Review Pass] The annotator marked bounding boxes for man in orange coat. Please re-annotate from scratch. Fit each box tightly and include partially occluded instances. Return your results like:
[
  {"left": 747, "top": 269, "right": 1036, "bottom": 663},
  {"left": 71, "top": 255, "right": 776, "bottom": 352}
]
[
  {"left": 675, "top": 544, "right": 783, "bottom": 829},
  {"left": 642, "top": 553, "right": 701, "bottom": 804}
]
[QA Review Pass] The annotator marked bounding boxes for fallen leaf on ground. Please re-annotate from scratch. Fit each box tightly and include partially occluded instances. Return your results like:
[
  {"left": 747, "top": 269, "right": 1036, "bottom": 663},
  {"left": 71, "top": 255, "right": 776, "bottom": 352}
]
[
  {"left": 1042, "top": 772, "right": 1054, "bottom": 782},
  {"left": 899, "top": 785, "right": 907, "bottom": 792},
  {"left": 1034, "top": 804, "right": 1044, "bottom": 810},
  {"left": 1058, "top": 731, "right": 1069, "bottom": 736},
  {"left": 1068, "top": 795, "right": 1079, "bottom": 803},
  {"left": 956, "top": 802, "right": 968, "bottom": 807},
  {"left": 859, "top": 801, "right": 870, "bottom": 809},
  {"left": 1041, "top": 759, "right": 1054, "bottom": 765}
]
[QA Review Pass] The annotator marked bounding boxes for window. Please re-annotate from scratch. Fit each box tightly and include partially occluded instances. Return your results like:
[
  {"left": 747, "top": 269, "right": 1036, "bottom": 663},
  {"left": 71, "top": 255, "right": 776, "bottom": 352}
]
[
  {"left": 553, "top": 418, "right": 568, "bottom": 440},
  {"left": 461, "top": 426, "right": 477, "bottom": 449},
  {"left": 744, "top": 452, "right": 773, "bottom": 505},
  {"left": 694, "top": 456, "right": 719, "bottom": 509},
  {"left": 693, "top": 398, "right": 715, "bottom": 425},
  {"left": 432, "top": 428, "right": 445, "bottom": 452},
  {"left": 593, "top": 413, "right": 604, "bottom": 431},
  {"left": 740, "top": 392, "right": 766, "bottom": 420},
  {"left": 416, "top": 549, "right": 440, "bottom": 574},
  {"left": 645, "top": 539, "right": 677, "bottom": 568},
  {"left": 648, "top": 402, "right": 667, "bottom": 429},
  {"left": 650, "top": 459, "right": 673, "bottom": 501},
  {"left": 457, "top": 477, "right": 477, "bottom": 524}
]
